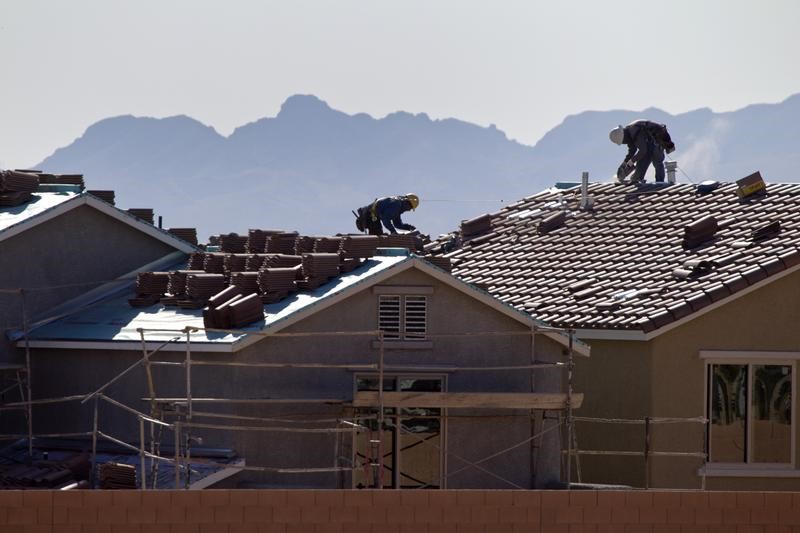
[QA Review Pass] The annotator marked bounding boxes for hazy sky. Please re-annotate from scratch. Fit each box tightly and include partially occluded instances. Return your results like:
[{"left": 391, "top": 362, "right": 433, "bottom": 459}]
[{"left": 2, "top": 0, "right": 799, "bottom": 167}]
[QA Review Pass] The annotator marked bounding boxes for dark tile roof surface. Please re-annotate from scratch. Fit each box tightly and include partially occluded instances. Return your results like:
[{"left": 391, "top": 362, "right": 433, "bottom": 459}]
[{"left": 432, "top": 181, "right": 800, "bottom": 333}]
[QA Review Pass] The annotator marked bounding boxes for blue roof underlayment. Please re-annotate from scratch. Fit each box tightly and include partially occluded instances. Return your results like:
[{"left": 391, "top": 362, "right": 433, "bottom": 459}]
[
  {"left": 0, "top": 191, "right": 80, "bottom": 235},
  {"left": 25, "top": 254, "right": 410, "bottom": 345}
]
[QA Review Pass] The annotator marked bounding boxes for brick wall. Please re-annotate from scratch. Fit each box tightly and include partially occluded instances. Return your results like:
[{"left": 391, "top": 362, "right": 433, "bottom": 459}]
[{"left": 1, "top": 489, "right": 800, "bottom": 532}]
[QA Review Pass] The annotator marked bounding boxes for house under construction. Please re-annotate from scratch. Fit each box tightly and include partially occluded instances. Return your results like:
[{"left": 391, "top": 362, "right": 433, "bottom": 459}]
[{"left": 1, "top": 170, "right": 590, "bottom": 490}]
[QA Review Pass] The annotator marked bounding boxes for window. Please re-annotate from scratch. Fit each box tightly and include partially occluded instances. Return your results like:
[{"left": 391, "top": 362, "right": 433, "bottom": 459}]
[
  {"left": 708, "top": 362, "right": 793, "bottom": 465},
  {"left": 378, "top": 294, "right": 427, "bottom": 341},
  {"left": 353, "top": 375, "right": 444, "bottom": 489}
]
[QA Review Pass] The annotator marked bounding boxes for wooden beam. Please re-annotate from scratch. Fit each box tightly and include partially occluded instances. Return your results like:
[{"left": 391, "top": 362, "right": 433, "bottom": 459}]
[
  {"left": 352, "top": 392, "right": 583, "bottom": 409},
  {"left": 144, "top": 397, "right": 345, "bottom": 405}
]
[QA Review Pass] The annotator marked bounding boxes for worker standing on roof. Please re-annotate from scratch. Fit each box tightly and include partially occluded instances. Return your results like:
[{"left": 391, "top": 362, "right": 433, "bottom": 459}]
[
  {"left": 353, "top": 194, "right": 419, "bottom": 235},
  {"left": 609, "top": 120, "right": 675, "bottom": 183}
]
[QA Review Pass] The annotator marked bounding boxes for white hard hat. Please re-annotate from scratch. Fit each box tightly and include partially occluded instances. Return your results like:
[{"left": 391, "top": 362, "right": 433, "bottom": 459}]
[{"left": 609, "top": 126, "right": 625, "bottom": 145}]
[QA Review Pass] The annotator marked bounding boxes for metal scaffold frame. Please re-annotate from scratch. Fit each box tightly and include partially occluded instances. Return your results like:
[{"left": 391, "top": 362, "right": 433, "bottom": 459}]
[
  {"left": 0, "top": 284, "right": 711, "bottom": 490},
  {"left": 1, "top": 318, "right": 590, "bottom": 490}
]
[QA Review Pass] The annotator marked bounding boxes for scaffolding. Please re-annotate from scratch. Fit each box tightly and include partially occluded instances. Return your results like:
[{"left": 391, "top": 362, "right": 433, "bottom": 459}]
[
  {"left": 0, "top": 283, "right": 710, "bottom": 490},
  {"left": 1, "top": 319, "right": 590, "bottom": 490}
]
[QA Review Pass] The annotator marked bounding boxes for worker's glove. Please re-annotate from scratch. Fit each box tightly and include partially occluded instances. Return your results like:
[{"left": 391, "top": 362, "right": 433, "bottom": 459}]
[{"left": 665, "top": 142, "right": 676, "bottom": 154}]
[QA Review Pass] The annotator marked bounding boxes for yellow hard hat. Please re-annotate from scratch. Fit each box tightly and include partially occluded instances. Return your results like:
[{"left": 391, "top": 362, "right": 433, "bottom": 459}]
[{"left": 405, "top": 193, "right": 420, "bottom": 210}]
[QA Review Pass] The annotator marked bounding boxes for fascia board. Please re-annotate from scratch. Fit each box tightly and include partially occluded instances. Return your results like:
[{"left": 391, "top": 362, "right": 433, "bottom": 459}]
[
  {"left": 83, "top": 195, "right": 198, "bottom": 253},
  {"left": 0, "top": 194, "right": 198, "bottom": 254},
  {"left": 20, "top": 340, "right": 234, "bottom": 353}
]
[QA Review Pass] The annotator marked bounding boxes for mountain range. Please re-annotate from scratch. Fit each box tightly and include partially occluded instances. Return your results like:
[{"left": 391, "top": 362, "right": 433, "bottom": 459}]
[{"left": 37, "top": 93, "right": 800, "bottom": 239}]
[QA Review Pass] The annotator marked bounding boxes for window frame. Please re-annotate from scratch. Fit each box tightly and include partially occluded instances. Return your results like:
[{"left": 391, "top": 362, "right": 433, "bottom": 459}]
[
  {"left": 352, "top": 373, "right": 447, "bottom": 489},
  {"left": 701, "top": 351, "right": 797, "bottom": 474}
]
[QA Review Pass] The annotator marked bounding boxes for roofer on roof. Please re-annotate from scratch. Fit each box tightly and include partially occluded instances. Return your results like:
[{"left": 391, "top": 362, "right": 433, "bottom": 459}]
[
  {"left": 354, "top": 194, "right": 419, "bottom": 235},
  {"left": 610, "top": 120, "right": 675, "bottom": 184}
]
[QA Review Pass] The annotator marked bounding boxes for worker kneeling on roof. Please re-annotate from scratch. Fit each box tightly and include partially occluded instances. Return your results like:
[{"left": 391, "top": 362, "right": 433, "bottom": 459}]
[
  {"left": 354, "top": 194, "right": 419, "bottom": 235},
  {"left": 609, "top": 120, "right": 675, "bottom": 184}
]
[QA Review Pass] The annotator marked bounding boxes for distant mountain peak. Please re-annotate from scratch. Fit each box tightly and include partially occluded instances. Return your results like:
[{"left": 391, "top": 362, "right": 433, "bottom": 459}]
[{"left": 277, "top": 94, "right": 333, "bottom": 118}]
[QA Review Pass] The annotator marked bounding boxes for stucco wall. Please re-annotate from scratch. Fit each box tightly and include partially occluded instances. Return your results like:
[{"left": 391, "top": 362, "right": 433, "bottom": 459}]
[
  {"left": 573, "top": 268, "right": 800, "bottom": 490},
  {"left": 0, "top": 204, "right": 178, "bottom": 364},
  {"left": 22, "top": 265, "right": 571, "bottom": 490},
  {"left": 571, "top": 339, "right": 651, "bottom": 487},
  {"left": 649, "top": 268, "right": 800, "bottom": 491}
]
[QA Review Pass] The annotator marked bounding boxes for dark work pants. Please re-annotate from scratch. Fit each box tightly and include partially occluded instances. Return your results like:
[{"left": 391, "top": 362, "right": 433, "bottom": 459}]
[{"left": 631, "top": 140, "right": 666, "bottom": 182}]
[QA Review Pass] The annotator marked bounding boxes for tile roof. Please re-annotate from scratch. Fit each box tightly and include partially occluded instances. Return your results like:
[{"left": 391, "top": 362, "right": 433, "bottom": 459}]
[{"left": 432, "top": 181, "right": 800, "bottom": 334}]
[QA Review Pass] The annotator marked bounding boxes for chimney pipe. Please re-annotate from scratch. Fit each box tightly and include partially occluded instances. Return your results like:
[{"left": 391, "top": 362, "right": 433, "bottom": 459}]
[
  {"left": 580, "top": 171, "right": 593, "bottom": 209},
  {"left": 665, "top": 161, "right": 677, "bottom": 184}
]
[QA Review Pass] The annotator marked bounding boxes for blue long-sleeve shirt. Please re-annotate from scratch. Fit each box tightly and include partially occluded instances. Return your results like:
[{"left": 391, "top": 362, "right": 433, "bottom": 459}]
[{"left": 375, "top": 197, "right": 414, "bottom": 234}]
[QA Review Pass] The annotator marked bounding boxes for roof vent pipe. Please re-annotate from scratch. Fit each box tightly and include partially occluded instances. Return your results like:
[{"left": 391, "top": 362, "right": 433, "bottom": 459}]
[
  {"left": 665, "top": 161, "right": 677, "bottom": 184},
  {"left": 579, "top": 171, "right": 593, "bottom": 210}
]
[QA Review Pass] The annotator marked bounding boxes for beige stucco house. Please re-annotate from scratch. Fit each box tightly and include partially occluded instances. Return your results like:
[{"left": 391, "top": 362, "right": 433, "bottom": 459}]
[
  {"left": 19, "top": 249, "right": 588, "bottom": 489},
  {"left": 433, "top": 179, "right": 800, "bottom": 490}
]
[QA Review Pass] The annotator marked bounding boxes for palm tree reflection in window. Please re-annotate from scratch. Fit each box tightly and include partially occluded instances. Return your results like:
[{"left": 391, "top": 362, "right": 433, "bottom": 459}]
[{"left": 710, "top": 364, "right": 792, "bottom": 463}]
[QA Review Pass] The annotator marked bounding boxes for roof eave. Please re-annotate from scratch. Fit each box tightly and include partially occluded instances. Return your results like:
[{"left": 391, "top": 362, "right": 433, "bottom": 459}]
[
  {"left": 0, "top": 193, "right": 198, "bottom": 254},
  {"left": 576, "top": 259, "right": 800, "bottom": 342}
]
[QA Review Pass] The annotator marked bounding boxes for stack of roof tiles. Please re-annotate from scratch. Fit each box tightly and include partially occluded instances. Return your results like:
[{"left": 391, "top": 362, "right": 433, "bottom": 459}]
[
  {"left": 264, "top": 254, "right": 303, "bottom": 268},
  {"left": 87, "top": 190, "right": 115, "bottom": 205},
  {"left": 127, "top": 208, "right": 154, "bottom": 224},
  {"left": 167, "top": 228, "right": 198, "bottom": 246},
  {"left": 298, "top": 253, "right": 341, "bottom": 290},
  {"left": 203, "top": 286, "right": 243, "bottom": 328},
  {"left": 182, "top": 273, "right": 227, "bottom": 308},
  {"left": 424, "top": 256, "right": 452, "bottom": 272},
  {"left": 294, "top": 236, "right": 316, "bottom": 254},
  {"left": 341, "top": 235, "right": 380, "bottom": 258},
  {"left": 230, "top": 271, "right": 260, "bottom": 295},
  {"left": 245, "top": 254, "right": 269, "bottom": 271},
  {"left": 161, "top": 270, "right": 205, "bottom": 306},
  {"left": 224, "top": 253, "right": 249, "bottom": 275},
  {"left": 246, "top": 229, "right": 279, "bottom": 253},
  {"left": 98, "top": 462, "right": 137, "bottom": 489},
  {"left": 187, "top": 252, "right": 206, "bottom": 270},
  {"left": 219, "top": 233, "right": 248, "bottom": 253},
  {"left": 432, "top": 180, "right": 800, "bottom": 333},
  {"left": 38, "top": 173, "right": 85, "bottom": 189},
  {"left": 266, "top": 232, "right": 299, "bottom": 254},
  {"left": 257, "top": 267, "right": 299, "bottom": 303},
  {"left": 203, "top": 253, "right": 226, "bottom": 274},
  {"left": 0, "top": 170, "right": 39, "bottom": 207},
  {"left": 128, "top": 272, "right": 170, "bottom": 306},
  {"left": 203, "top": 286, "right": 263, "bottom": 328},
  {"left": 379, "top": 233, "right": 419, "bottom": 251},
  {"left": 227, "top": 294, "right": 265, "bottom": 328},
  {"left": 128, "top": 229, "right": 413, "bottom": 310},
  {"left": 313, "top": 237, "right": 342, "bottom": 253},
  {"left": 460, "top": 214, "right": 493, "bottom": 238}
]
